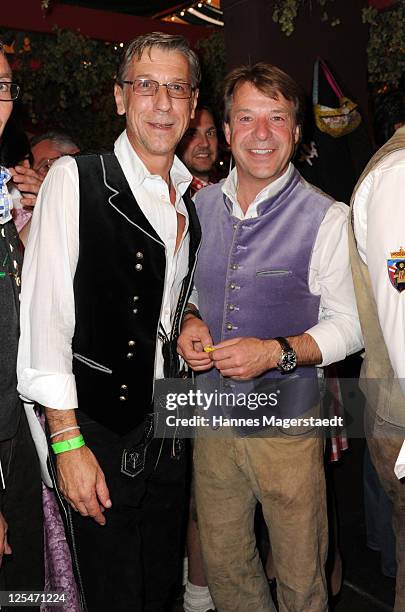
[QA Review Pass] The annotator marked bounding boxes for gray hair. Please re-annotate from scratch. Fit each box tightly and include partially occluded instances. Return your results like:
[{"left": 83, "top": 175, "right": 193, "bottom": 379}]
[
  {"left": 117, "top": 32, "right": 201, "bottom": 90},
  {"left": 30, "top": 130, "right": 79, "bottom": 152}
]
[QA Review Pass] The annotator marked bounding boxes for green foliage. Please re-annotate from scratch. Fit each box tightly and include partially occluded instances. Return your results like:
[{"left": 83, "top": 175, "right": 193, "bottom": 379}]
[
  {"left": 272, "top": 0, "right": 300, "bottom": 36},
  {"left": 272, "top": 0, "right": 339, "bottom": 36},
  {"left": 362, "top": 0, "right": 405, "bottom": 88},
  {"left": 1, "top": 28, "right": 125, "bottom": 149},
  {"left": 196, "top": 31, "right": 226, "bottom": 117},
  {"left": 271, "top": 0, "right": 404, "bottom": 90}
]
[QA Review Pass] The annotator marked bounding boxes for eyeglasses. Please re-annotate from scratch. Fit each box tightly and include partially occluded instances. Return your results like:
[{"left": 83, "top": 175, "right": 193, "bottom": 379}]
[
  {"left": 0, "top": 82, "right": 20, "bottom": 101},
  {"left": 35, "top": 156, "right": 61, "bottom": 177},
  {"left": 122, "top": 79, "right": 193, "bottom": 99}
]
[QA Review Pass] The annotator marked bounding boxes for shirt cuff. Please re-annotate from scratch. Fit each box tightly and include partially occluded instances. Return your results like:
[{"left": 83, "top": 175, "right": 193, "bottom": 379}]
[
  {"left": 305, "top": 321, "right": 353, "bottom": 367},
  {"left": 17, "top": 369, "right": 78, "bottom": 409},
  {"left": 188, "top": 287, "right": 199, "bottom": 308}
]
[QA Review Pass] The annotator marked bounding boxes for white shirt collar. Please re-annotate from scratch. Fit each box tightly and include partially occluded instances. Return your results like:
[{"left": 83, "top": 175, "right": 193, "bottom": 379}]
[
  {"left": 222, "top": 162, "right": 295, "bottom": 218},
  {"left": 114, "top": 130, "right": 192, "bottom": 195}
]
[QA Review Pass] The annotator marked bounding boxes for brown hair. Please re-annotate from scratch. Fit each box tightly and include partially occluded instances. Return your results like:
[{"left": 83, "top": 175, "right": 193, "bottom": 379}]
[
  {"left": 117, "top": 32, "right": 201, "bottom": 90},
  {"left": 223, "top": 62, "right": 305, "bottom": 128}
]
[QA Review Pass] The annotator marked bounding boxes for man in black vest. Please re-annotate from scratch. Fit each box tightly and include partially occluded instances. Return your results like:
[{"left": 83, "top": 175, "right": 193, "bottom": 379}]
[
  {"left": 0, "top": 42, "right": 43, "bottom": 600},
  {"left": 18, "top": 33, "right": 201, "bottom": 611}
]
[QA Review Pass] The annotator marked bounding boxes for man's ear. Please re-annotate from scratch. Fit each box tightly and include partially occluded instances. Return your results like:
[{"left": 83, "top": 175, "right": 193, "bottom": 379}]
[
  {"left": 114, "top": 83, "right": 126, "bottom": 116},
  {"left": 190, "top": 88, "right": 199, "bottom": 119},
  {"left": 294, "top": 124, "right": 301, "bottom": 145},
  {"left": 224, "top": 122, "right": 231, "bottom": 146}
]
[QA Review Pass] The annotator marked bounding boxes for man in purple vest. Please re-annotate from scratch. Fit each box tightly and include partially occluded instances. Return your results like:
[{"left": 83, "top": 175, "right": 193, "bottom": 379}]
[{"left": 177, "top": 63, "right": 362, "bottom": 612}]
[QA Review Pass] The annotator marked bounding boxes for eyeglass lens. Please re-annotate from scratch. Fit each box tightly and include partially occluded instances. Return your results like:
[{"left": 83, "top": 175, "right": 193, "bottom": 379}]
[
  {"left": 0, "top": 83, "right": 20, "bottom": 101},
  {"left": 131, "top": 79, "right": 192, "bottom": 99}
]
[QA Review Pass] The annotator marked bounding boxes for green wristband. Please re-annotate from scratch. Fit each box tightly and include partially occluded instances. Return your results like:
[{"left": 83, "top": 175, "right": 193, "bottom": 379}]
[{"left": 51, "top": 434, "right": 85, "bottom": 455}]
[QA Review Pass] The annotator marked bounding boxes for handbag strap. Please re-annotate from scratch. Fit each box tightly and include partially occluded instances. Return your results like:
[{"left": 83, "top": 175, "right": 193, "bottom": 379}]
[
  {"left": 313, "top": 57, "right": 343, "bottom": 105},
  {"left": 319, "top": 58, "right": 343, "bottom": 99}
]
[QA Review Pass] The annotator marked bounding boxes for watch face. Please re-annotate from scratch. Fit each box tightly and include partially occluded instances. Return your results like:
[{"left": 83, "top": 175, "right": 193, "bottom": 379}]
[{"left": 280, "top": 350, "right": 297, "bottom": 372}]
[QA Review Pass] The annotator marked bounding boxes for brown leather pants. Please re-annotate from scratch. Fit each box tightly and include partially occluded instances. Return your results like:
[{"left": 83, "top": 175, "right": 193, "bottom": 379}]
[{"left": 194, "top": 433, "right": 328, "bottom": 612}]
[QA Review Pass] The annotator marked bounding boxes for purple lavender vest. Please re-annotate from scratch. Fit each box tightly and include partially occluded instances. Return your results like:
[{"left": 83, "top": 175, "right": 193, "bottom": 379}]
[{"left": 194, "top": 168, "right": 332, "bottom": 390}]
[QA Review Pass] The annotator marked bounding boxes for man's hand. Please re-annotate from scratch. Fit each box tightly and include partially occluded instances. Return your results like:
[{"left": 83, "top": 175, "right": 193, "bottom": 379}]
[
  {"left": 9, "top": 160, "right": 43, "bottom": 206},
  {"left": 56, "top": 445, "right": 112, "bottom": 526},
  {"left": 210, "top": 337, "right": 280, "bottom": 380},
  {"left": 0, "top": 512, "right": 12, "bottom": 567},
  {"left": 177, "top": 314, "right": 214, "bottom": 371}
]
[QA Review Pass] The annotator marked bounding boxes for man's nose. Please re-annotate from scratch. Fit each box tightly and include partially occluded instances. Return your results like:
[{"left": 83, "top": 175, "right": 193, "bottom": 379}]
[
  {"left": 254, "top": 118, "right": 272, "bottom": 140},
  {"left": 153, "top": 84, "right": 173, "bottom": 112},
  {"left": 199, "top": 132, "right": 210, "bottom": 148}
]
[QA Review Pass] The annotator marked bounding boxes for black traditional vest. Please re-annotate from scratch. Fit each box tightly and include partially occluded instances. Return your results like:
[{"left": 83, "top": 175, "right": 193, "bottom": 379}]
[
  {"left": 73, "top": 153, "right": 201, "bottom": 434},
  {"left": 0, "top": 220, "right": 23, "bottom": 441}
]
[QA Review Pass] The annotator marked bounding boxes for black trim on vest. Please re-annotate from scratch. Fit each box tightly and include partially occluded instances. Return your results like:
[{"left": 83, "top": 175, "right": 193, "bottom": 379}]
[{"left": 101, "top": 153, "right": 164, "bottom": 246}]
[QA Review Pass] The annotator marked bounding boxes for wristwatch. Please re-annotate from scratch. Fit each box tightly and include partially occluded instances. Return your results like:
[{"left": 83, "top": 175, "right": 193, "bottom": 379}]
[
  {"left": 274, "top": 336, "right": 297, "bottom": 373},
  {"left": 182, "top": 306, "right": 202, "bottom": 321}
]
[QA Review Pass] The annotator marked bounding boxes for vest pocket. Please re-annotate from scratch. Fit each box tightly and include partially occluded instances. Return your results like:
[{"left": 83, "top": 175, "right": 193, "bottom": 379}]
[
  {"left": 256, "top": 269, "right": 292, "bottom": 277},
  {"left": 73, "top": 353, "right": 113, "bottom": 374},
  {"left": 255, "top": 269, "right": 296, "bottom": 306}
]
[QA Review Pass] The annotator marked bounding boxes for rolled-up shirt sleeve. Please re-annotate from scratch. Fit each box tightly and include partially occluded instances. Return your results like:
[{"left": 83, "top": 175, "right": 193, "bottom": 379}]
[
  {"left": 306, "top": 202, "right": 363, "bottom": 366},
  {"left": 17, "top": 157, "right": 79, "bottom": 409}
]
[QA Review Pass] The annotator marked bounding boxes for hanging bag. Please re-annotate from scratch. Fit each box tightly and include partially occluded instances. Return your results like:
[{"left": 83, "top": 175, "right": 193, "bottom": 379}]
[{"left": 313, "top": 58, "right": 361, "bottom": 138}]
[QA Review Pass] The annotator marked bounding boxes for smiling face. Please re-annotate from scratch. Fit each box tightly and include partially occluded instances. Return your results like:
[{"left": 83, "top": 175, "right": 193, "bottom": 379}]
[
  {"left": 0, "top": 53, "right": 13, "bottom": 139},
  {"left": 114, "top": 47, "right": 198, "bottom": 173},
  {"left": 224, "top": 81, "right": 300, "bottom": 199},
  {"left": 178, "top": 108, "right": 218, "bottom": 181}
]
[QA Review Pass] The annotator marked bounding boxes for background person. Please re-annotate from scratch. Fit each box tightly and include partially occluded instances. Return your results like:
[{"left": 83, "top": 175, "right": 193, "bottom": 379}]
[
  {"left": 177, "top": 105, "right": 219, "bottom": 196},
  {"left": 349, "top": 89, "right": 405, "bottom": 612},
  {"left": 9, "top": 130, "right": 80, "bottom": 245},
  {"left": 178, "top": 103, "right": 218, "bottom": 612},
  {"left": 0, "top": 40, "right": 43, "bottom": 605}
]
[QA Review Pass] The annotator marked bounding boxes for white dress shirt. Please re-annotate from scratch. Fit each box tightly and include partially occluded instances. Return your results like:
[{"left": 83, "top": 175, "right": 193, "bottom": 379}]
[
  {"left": 352, "top": 148, "right": 405, "bottom": 475},
  {"left": 17, "top": 130, "right": 192, "bottom": 411},
  {"left": 353, "top": 149, "right": 405, "bottom": 382},
  {"left": 191, "top": 163, "right": 362, "bottom": 366}
]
